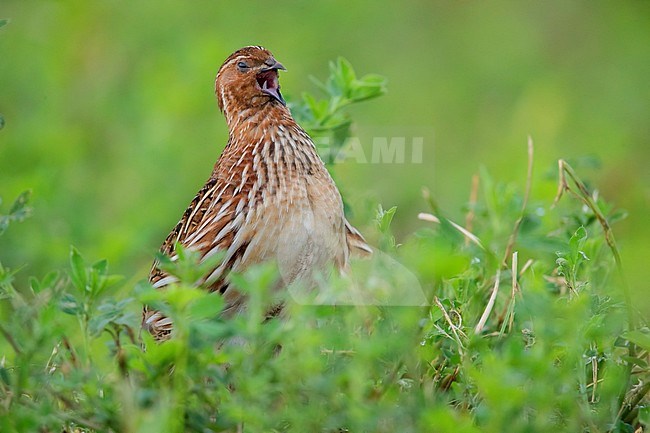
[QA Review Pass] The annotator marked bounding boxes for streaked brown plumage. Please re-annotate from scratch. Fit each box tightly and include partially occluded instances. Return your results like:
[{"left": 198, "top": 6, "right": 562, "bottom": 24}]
[{"left": 142, "top": 46, "right": 371, "bottom": 341}]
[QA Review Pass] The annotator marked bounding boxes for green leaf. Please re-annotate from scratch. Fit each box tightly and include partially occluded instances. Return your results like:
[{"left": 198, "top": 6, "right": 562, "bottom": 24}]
[
  {"left": 142, "top": 336, "right": 183, "bottom": 368},
  {"left": 302, "top": 92, "right": 328, "bottom": 120},
  {"left": 134, "top": 279, "right": 156, "bottom": 297},
  {"left": 135, "top": 280, "right": 168, "bottom": 312},
  {"left": 104, "top": 274, "right": 125, "bottom": 289},
  {"left": 640, "top": 406, "right": 650, "bottom": 427},
  {"left": 569, "top": 226, "right": 587, "bottom": 262},
  {"left": 328, "top": 57, "right": 359, "bottom": 101},
  {"left": 336, "top": 57, "right": 356, "bottom": 86},
  {"left": 0, "top": 264, "right": 18, "bottom": 289},
  {"left": 42, "top": 270, "right": 60, "bottom": 288},
  {"left": 189, "top": 292, "right": 225, "bottom": 320},
  {"left": 92, "top": 259, "right": 109, "bottom": 277},
  {"left": 349, "top": 74, "right": 387, "bottom": 102},
  {"left": 0, "top": 19, "right": 8, "bottom": 29},
  {"left": 621, "top": 355, "right": 648, "bottom": 369},
  {"left": 622, "top": 330, "right": 650, "bottom": 351},
  {"left": 429, "top": 307, "right": 444, "bottom": 323},
  {"left": 376, "top": 205, "right": 397, "bottom": 233},
  {"left": 59, "top": 293, "right": 82, "bottom": 315},
  {"left": 375, "top": 205, "right": 398, "bottom": 251},
  {"left": 191, "top": 321, "right": 227, "bottom": 339},
  {"left": 0, "top": 191, "right": 32, "bottom": 236},
  {"left": 88, "top": 298, "right": 137, "bottom": 335},
  {"left": 88, "top": 258, "right": 122, "bottom": 298},
  {"left": 69, "top": 246, "right": 87, "bottom": 291},
  {"left": 0, "top": 367, "right": 10, "bottom": 386},
  {"left": 9, "top": 190, "right": 31, "bottom": 216},
  {"left": 29, "top": 271, "right": 60, "bottom": 294}
]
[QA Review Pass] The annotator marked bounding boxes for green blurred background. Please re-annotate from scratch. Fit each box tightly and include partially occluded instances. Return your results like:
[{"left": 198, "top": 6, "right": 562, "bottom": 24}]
[{"left": 1, "top": 2, "right": 648, "bottom": 310}]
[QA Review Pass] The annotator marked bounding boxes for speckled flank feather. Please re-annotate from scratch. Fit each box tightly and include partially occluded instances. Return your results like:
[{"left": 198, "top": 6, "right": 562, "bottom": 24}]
[{"left": 143, "top": 47, "right": 371, "bottom": 341}]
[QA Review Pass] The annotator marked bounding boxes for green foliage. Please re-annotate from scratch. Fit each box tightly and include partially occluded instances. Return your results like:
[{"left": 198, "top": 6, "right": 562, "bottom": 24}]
[
  {"left": 623, "top": 330, "right": 650, "bottom": 352},
  {"left": 375, "top": 204, "right": 398, "bottom": 251},
  {"left": 1, "top": 152, "right": 648, "bottom": 432},
  {"left": 0, "top": 38, "right": 648, "bottom": 432},
  {"left": 290, "top": 57, "right": 387, "bottom": 164},
  {"left": 0, "top": 191, "right": 31, "bottom": 237},
  {"left": 0, "top": 192, "right": 31, "bottom": 293},
  {"left": 555, "top": 225, "right": 589, "bottom": 296}
]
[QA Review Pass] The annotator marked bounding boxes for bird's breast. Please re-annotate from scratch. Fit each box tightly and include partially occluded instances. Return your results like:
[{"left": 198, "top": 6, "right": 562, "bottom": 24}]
[
  {"left": 220, "top": 122, "right": 349, "bottom": 285},
  {"left": 244, "top": 149, "right": 347, "bottom": 284}
]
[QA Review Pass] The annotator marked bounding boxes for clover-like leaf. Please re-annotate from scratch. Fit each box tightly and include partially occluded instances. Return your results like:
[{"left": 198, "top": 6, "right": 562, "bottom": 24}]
[
  {"left": 59, "top": 293, "right": 82, "bottom": 315},
  {"left": 88, "top": 298, "right": 137, "bottom": 335},
  {"left": 69, "top": 246, "right": 88, "bottom": 292}
]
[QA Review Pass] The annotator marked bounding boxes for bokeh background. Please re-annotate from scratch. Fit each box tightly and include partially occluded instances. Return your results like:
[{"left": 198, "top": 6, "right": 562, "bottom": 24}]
[{"left": 1, "top": 2, "right": 648, "bottom": 311}]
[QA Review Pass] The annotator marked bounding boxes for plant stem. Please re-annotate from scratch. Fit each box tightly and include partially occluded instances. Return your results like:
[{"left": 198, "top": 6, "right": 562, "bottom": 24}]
[{"left": 555, "top": 160, "right": 635, "bottom": 330}]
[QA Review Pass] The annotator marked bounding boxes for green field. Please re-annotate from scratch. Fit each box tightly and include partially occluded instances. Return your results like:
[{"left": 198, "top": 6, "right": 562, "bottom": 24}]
[{"left": 1, "top": 2, "right": 649, "bottom": 432}]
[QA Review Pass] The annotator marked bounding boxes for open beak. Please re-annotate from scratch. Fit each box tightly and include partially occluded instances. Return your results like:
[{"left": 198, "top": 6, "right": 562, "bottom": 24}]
[
  {"left": 257, "top": 60, "right": 287, "bottom": 106},
  {"left": 261, "top": 60, "right": 286, "bottom": 73}
]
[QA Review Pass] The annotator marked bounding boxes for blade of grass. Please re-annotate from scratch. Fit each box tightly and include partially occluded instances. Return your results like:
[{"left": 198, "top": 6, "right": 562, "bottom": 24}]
[
  {"left": 474, "top": 268, "right": 502, "bottom": 334},
  {"left": 418, "top": 212, "right": 486, "bottom": 251}
]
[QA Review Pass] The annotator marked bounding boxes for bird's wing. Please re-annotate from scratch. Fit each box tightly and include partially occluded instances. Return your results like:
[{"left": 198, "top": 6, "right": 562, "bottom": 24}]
[
  {"left": 345, "top": 219, "right": 372, "bottom": 257},
  {"left": 143, "top": 174, "right": 251, "bottom": 339}
]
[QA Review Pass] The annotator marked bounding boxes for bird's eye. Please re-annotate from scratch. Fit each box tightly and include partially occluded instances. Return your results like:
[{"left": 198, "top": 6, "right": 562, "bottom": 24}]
[{"left": 237, "top": 61, "right": 250, "bottom": 71}]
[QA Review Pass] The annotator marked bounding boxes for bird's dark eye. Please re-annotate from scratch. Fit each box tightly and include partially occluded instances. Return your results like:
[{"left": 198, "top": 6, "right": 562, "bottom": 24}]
[{"left": 237, "top": 61, "right": 250, "bottom": 72}]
